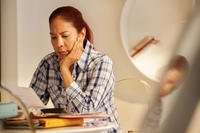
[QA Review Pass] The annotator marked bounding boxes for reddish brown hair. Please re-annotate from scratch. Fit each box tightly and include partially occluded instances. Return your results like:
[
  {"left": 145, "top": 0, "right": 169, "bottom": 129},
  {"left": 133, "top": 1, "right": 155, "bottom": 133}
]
[
  {"left": 170, "top": 55, "right": 189, "bottom": 72},
  {"left": 49, "top": 6, "right": 93, "bottom": 44}
]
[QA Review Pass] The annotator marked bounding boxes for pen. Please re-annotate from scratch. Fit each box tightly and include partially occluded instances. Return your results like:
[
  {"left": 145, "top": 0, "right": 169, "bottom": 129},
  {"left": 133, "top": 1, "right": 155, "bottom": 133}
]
[
  {"left": 131, "top": 37, "right": 159, "bottom": 57},
  {"left": 131, "top": 36, "right": 150, "bottom": 50}
]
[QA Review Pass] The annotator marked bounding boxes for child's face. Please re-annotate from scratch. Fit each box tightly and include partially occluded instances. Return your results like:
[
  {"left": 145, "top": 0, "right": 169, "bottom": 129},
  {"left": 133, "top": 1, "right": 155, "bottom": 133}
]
[{"left": 159, "top": 68, "right": 184, "bottom": 97}]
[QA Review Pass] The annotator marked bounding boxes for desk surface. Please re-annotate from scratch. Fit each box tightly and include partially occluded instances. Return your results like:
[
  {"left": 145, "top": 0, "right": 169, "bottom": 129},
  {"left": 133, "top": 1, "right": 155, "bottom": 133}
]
[{"left": 0, "top": 122, "right": 115, "bottom": 133}]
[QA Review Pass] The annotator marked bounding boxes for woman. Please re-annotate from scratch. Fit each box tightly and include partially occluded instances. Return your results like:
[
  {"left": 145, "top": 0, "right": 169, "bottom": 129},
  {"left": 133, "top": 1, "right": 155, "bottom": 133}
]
[{"left": 30, "top": 6, "right": 120, "bottom": 132}]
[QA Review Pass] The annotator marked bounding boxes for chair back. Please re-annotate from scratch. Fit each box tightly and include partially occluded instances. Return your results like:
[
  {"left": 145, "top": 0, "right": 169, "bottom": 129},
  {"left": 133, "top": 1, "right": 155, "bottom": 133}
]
[{"left": 114, "top": 77, "right": 151, "bottom": 133}]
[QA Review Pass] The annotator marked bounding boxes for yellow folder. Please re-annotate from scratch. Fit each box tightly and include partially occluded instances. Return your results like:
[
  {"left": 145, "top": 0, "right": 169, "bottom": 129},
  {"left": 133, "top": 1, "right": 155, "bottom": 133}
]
[{"left": 34, "top": 118, "right": 84, "bottom": 128}]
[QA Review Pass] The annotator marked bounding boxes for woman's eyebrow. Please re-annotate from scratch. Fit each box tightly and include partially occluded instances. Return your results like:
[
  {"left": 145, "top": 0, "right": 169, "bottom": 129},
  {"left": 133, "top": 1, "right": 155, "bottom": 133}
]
[{"left": 50, "top": 31, "right": 70, "bottom": 35}]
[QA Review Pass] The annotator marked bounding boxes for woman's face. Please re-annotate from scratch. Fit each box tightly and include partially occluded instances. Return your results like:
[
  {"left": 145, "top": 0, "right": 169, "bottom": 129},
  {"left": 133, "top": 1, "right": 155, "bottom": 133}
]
[{"left": 50, "top": 17, "right": 81, "bottom": 58}]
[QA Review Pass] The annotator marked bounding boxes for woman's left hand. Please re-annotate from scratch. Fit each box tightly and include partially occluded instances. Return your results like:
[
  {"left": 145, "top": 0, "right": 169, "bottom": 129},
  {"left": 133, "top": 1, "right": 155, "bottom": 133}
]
[
  {"left": 60, "top": 38, "right": 84, "bottom": 69},
  {"left": 59, "top": 38, "right": 84, "bottom": 87}
]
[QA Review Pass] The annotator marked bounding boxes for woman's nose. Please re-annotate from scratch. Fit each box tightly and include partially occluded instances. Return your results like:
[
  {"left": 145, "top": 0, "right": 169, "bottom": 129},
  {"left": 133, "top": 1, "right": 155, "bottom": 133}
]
[{"left": 57, "top": 37, "right": 64, "bottom": 48}]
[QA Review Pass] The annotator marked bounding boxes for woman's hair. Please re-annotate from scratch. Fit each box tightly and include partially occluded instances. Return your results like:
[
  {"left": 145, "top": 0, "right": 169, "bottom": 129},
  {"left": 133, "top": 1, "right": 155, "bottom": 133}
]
[{"left": 49, "top": 6, "right": 93, "bottom": 44}]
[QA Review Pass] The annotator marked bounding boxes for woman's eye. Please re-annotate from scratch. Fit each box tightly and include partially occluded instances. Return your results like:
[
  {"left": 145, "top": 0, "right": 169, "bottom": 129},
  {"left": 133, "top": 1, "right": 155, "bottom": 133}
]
[
  {"left": 62, "top": 35, "right": 69, "bottom": 38},
  {"left": 51, "top": 36, "right": 57, "bottom": 40}
]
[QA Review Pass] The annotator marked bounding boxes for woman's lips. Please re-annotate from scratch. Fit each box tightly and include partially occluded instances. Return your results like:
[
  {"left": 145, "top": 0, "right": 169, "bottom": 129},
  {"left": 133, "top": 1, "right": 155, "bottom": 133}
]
[{"left": 58, "top": 51, "right": 68, "bottom": 57}]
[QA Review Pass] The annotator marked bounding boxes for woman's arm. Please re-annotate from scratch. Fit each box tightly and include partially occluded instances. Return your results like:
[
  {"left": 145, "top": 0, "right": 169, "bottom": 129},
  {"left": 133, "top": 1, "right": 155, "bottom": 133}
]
[
  {"left": 65, "top": 56, "right": 115, "bottom": 113},
  {"left": 30, "top": 59, "right": 50, "bottom": 105},
  {"left": 59, "top": 39, "right": 84, "bottom": 88}
]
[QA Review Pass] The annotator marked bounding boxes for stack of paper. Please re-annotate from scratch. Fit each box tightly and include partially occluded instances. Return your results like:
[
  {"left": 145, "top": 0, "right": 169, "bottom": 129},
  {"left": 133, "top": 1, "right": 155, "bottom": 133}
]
[
  {"left": 4, "top": 117, "right": 84, "bottom": 129},
  {"left": 1, "top": 84, "right": 45, "bottom": 110},
  {"left": 1, "top": 85, "right": 110, "bottom": 129},
  {"left": 4, "top": 112, "right": 109, "bottom": 129}
]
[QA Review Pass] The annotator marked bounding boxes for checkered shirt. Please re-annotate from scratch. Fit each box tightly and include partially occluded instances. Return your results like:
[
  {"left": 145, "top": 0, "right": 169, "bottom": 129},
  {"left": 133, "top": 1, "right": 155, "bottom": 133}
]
[{"left": 30, "top": 41, "right": 121, "bottom": 133}]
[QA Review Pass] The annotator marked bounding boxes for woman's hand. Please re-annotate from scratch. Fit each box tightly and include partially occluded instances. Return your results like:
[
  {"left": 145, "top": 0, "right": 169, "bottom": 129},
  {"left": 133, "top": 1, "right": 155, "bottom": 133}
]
[
  {"left": 60, "top": 38, "right": 84, "bottom": 69},
  {"left": 59, "top": 38, "right": 84, "bottom": 88}
]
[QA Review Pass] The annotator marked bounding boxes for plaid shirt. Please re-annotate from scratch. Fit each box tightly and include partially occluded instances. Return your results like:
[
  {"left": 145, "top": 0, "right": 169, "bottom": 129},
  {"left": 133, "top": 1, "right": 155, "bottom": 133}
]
[{"left": 30, "top": 41, "right": 120, "bottom": 132}]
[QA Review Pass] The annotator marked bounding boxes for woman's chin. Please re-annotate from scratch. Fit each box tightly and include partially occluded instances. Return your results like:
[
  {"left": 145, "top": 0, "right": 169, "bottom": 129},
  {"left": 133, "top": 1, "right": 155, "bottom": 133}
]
[
  {"left": 59, "top": 55, "right": 65, "bottom": 59},
  {"left": 58, "top": 53, "right": 68, "bottom": 59}
]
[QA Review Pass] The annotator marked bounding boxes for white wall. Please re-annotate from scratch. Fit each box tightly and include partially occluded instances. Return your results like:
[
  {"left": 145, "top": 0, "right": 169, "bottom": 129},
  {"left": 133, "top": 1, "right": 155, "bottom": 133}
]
[{"left": 1, "top": 0, "right": 18, "bottom": 86}]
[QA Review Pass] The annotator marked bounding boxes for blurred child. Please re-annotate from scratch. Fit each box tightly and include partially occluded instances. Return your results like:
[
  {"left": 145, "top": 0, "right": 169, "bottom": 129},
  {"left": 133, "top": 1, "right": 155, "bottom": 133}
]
[{"left": 142, "top": 55, "right": 189, "bottom": 133}]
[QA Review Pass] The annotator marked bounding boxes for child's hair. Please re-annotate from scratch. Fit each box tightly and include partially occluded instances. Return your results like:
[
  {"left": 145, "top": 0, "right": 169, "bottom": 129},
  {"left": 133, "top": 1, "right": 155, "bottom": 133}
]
[{"left": 169, "top": 55, "right": 189, "bottom": 75}]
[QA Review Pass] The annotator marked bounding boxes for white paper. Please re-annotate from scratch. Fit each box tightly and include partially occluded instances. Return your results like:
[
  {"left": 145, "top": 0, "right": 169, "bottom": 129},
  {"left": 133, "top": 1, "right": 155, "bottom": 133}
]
[{"left": 1, "top": 84, "right": 45, "bottom": 109}]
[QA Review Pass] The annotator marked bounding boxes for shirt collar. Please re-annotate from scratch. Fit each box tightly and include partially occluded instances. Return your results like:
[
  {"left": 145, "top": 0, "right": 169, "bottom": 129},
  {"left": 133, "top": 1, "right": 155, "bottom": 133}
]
[{"left": 77, "top": 40, "right": 92, "bottom": 72}]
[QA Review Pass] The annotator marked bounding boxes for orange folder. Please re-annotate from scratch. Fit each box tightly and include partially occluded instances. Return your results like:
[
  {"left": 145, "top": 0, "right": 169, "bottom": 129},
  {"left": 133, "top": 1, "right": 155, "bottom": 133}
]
[{"left": 33, "top": 117, "right": 84, "bottom": 128}]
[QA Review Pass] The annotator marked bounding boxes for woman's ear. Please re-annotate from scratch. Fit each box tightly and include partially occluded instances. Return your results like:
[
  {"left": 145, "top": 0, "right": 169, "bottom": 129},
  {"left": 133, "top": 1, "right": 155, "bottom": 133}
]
[{"left": 79, "top": 27, "right": 86, "bottom": 41}]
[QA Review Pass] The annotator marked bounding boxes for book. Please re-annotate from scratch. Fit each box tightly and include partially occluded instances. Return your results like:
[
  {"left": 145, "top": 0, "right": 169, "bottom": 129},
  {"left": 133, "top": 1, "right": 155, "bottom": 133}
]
[
  {"left": 1, "top": 85, "right": 109, "bottom": 129},
  {"left": 0, "top": 102, "right": 18, "bottom": 119},
  {"left": 3, "top": 119, "right": 41, "bottom": 129},
  {"left": 31, "top": 109, "right": 109, "bottom": 120},
  {"left": 58, "top": 112, "right": 109, "bottom": 119},
  {"left": 1, "top": 85, "right": 109, "bottom": 119},
  {"left": 1, "top": 84, "right": 46, "bottom": 111},
  {"left": 4, "top": 117, "right": 84, "bottom": 129},
  {"left": 4, "top": 112, "right": 109, "bottom": 129},
  {"left": 33, "top": 118, "right": 84, "bottom": 128}
]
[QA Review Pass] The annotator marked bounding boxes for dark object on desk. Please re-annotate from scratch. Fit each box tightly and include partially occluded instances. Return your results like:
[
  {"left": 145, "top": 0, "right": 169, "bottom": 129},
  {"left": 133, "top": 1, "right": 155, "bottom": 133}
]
[{"left": 41, "top": 108, "right": 67, "bottom": 114}]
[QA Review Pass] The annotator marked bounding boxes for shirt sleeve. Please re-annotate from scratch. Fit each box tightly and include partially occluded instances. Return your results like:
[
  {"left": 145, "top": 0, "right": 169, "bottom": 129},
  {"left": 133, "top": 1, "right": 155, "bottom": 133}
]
[
  {"left": 65, "top": 56, "right": 115, "bottom": 113},
  {"left": 29, "top": 59, "right": 50, "bottom": 105}
]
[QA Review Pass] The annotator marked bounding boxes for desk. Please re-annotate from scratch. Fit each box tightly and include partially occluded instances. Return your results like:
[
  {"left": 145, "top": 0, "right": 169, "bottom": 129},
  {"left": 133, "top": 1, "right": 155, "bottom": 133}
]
[{"left": 0, "top": 121, "right": 114, "bottom": 133}]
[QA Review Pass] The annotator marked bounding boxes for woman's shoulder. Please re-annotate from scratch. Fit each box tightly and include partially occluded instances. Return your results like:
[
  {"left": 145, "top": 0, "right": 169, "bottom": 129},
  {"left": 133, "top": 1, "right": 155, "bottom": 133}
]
[
  {"left": 41, "top": 52, "right": 57, "bottom": 61},
  {"left": 90, "top": 50, "right": 113, "bottom": 65},
  {"left": 39, "top": 52, "right": 58, "bottom": 66},
  {"left": 85, "top": 41, "right": 113, "bottom": 64}
]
